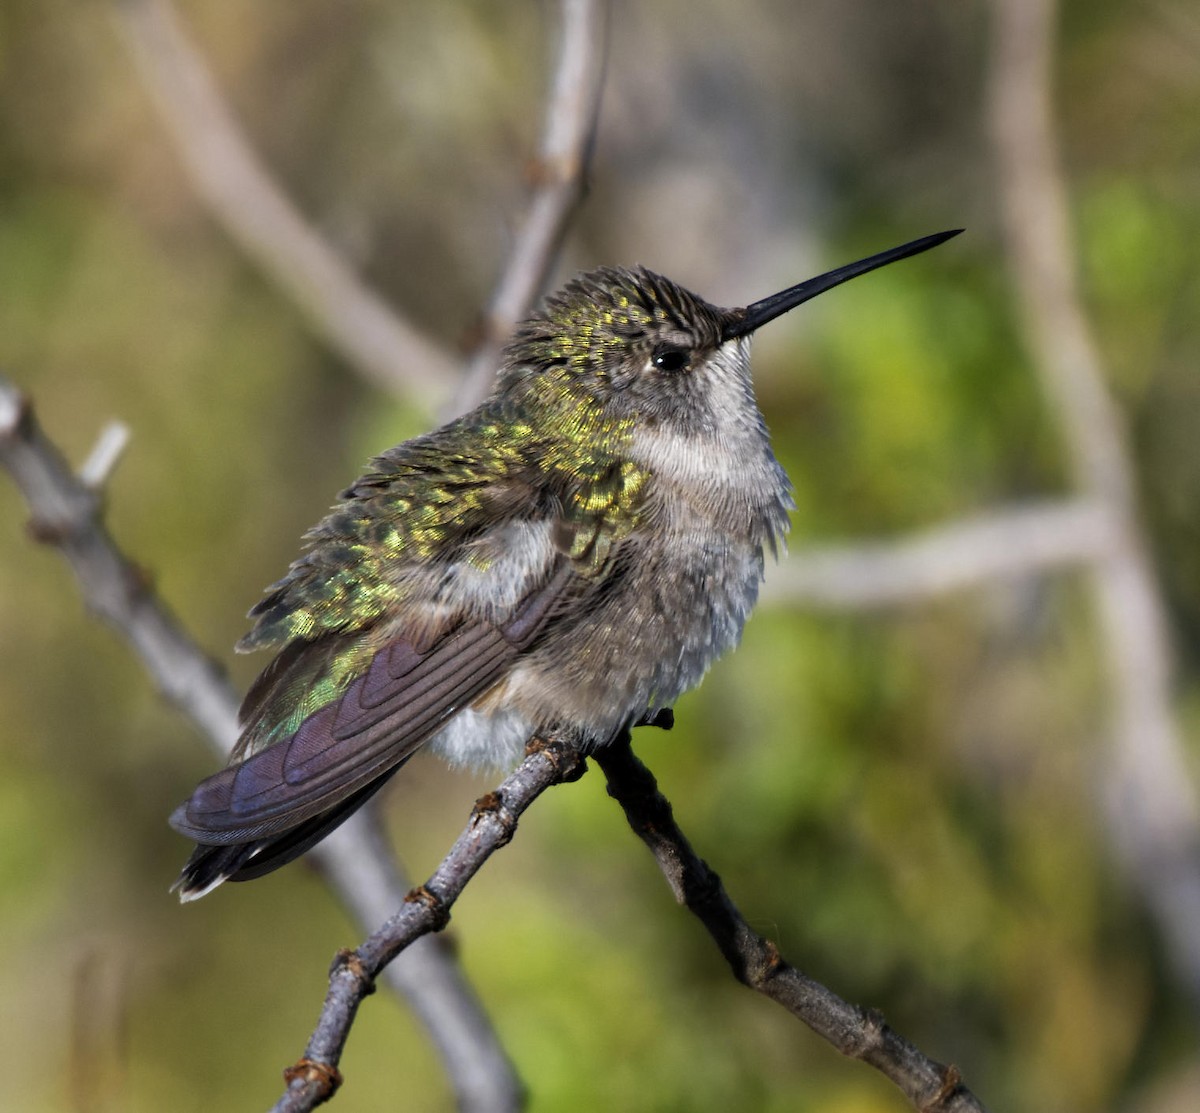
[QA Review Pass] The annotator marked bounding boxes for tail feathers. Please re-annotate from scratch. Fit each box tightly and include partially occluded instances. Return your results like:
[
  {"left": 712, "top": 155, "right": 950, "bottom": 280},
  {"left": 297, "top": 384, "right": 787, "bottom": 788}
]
[
  {"left": 171, "top": 766, "right": 401, "bottom": 901},
  {"left": 172, "top": 843, "right": 261, "bottom": 902}
]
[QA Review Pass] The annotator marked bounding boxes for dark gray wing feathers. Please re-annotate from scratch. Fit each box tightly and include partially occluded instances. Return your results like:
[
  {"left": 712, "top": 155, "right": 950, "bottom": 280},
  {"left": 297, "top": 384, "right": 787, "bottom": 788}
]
[{"left": 170, "top": 560, "right": 576, "bottom": 848}]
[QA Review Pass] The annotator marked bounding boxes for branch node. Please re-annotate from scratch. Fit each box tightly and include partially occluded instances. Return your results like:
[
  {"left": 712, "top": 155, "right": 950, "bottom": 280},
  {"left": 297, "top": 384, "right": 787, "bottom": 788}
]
[
  {"left": 860, "top": 1007, "right": 887, "bottom": 1044},
  {"left": 756, "top": 938, "right": 785, "bottom": 983},
  {"left": 471, "top": 790, "right": 518, "bottom": 846},
  {"left": 525, "top": 153, "right": 579, "bottom": 187},
  {"left": 920, "top": 1064, "right": 963, "bottom": 1113},
  {"left": 472, "top": 790, "right": 503, "bottom": 818},
  {"left": 26, "top": 514, "right": 77, "bottom": 546},
  {"left": 839, "top": 1007, "right": 890, "bottom": 1061},
  {"left": 328, "top": 948, "right": 375, "bottom": 996},
  {"left": 404, "top": 884, "right": 451, "bottom": 931},
  {"left": 282, "top": 1057, "right": 343, "bottom": 1100}
]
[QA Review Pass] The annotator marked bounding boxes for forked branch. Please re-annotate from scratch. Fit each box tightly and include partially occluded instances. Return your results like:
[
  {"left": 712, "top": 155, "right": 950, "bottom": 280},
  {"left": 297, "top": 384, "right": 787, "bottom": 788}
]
[
  {"left": 113, "top": 0, "right": 612, "bottom": 416},
  {"left": 113, "top": 0, "right": 458, "bottom": 403},
  {"left": 987, "top": 0, "right": 1200, "bottom": 1008}
]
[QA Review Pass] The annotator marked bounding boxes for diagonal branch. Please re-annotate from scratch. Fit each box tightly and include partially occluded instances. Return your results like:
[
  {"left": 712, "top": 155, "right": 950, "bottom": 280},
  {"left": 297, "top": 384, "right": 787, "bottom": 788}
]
[
  {"left": 593, "top": 736, "right": 988, "bottom": 1113},
  {"left": 270, "top": 739, "right": 588, "bottom": 1113},
  {"left": 987, "top": 0, "right": 1200, "bottom": 1010},
  {"left": 308, "top": 809, "right": 524, "bottom": 1113},
  {"left": 0, "top": 376, "right": 522, "bottom": 1113},
  {"left": 767, "top": 497, "right": 1116, "bottom": 609},
  {"left": 0, "top": 378, "right": 243, "bottom": 747},
  {"left": 451, "top": 0, "right": 611, "bottom": 414},
  {"left": 112, "top": 0, "right": 459, "bottom": 404}
]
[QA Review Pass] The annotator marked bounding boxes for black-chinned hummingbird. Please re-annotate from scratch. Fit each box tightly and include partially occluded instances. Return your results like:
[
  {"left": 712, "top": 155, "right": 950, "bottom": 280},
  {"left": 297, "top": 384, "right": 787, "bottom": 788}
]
[{"left": 169, "top": 229, "right": 961, "bottom": 899}]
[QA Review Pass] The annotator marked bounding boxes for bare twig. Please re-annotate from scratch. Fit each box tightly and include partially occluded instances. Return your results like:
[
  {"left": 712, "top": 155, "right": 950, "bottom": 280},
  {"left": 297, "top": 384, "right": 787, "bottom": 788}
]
[
  {"left": 451, "top": 0, "right": 610, "bottom": 413},
  {"left": 0, "top": 378, "right": 242, "bottom": 748},
  {"left": 767, "top": 497, "right": 1115, "bottom": 608},
  {"left": 271, "top": 739, "right": 587, "bottom": 1113},
  {"left": 112, "top": 0, "right": 458, "bottom": 404},
  {"left": 988, "top": 0, "right": 1200, "bottom": 1007},
  {"left": 313, "top": 810, "right": 524, "bottom": 1113},
  {"left": 0, "top": 377, "right": 522, "bottom": 1113},
  {"left": 79, "top": 421, "right": 131, "bottom": 491},
  {"left": 593, "top": 736, "right": 988, "bottom": 1113}
]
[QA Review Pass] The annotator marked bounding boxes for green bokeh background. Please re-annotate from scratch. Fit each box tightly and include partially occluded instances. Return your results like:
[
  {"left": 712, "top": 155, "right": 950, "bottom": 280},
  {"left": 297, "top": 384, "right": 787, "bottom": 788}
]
[{"left": 2, "top": 1, "right": 1199, "bottom": 1110}]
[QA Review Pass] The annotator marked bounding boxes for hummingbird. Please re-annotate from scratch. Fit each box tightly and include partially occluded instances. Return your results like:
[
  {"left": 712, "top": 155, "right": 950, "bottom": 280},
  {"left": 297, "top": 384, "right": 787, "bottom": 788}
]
[{"left": 169, "top": 229, "right": 961, "bottom": 900}]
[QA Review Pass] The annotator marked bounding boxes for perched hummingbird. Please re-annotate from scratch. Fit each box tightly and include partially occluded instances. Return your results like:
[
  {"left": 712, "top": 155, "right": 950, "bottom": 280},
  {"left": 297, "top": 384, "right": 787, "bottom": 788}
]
[{"left": 170, "top": 229, "right": 960, "bottom": 900}]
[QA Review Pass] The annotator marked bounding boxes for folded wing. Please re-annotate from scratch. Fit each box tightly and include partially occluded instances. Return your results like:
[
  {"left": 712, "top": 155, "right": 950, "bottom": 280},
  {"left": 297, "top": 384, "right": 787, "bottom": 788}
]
[{"left": 169, "top": 560, "right": 576, "bottom": 895}]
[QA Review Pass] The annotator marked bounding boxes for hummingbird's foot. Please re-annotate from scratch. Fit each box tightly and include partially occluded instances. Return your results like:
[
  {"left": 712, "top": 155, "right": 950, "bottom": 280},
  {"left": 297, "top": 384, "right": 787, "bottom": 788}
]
[
  {"left": 637, "top": 708, "right": 675, "bottom": 731},
  {"left": 523, "top": 734, "right": 588, "bottom": 782}
]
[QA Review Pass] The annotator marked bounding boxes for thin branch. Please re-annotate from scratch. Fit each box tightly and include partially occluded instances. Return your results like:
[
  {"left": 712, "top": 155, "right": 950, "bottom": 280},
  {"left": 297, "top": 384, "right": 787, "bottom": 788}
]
[
  {"left": 271, "top": 739, "right": 587, "bottom": 1113},
  {"left": 0, "top": 377, "right": 242, "bottom": 748},
  {"left": 988, "top": 5, "right": 1131, "bottom": 508},
  {"left": 79, "top": 420, "right": 131, "bottom": 491},
  {"left": 451, "top": 0, "right": 610, "bottom": 414},
  {"left": 591, "top": 736, "right": 986, "bottom": 1113},
  {"left": 312, "top": 810, "right": 525, "bottom": 1113},
  {"left": 766, "top": 498, "right": 1116, "bottom": 609},
  {"left": 0, "top": 376, "right": 522, "bottom": 1113},
  {"left": 112, "top": 0, "right": 458, "bottom": 404},
  {"left": 987, "top": 0, "right": 1200, "bottom": 1008}
]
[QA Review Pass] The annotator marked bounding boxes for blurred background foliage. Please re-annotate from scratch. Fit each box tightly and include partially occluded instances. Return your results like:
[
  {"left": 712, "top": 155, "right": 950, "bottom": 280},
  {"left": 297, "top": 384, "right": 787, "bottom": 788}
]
[{"left": 1, "top": 0, "right": 1198, "bottom": 1110}]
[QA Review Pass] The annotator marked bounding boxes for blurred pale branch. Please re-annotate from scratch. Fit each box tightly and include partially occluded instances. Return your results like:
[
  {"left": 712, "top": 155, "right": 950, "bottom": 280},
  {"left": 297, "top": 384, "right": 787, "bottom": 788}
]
[
  {"left": 0, "top": 377, "right": 522, "bottom": 1113},
  {"left": 987, "top": 0, "right": 1200, "bottom": 1008},
  {"left": 0, "top": 378, "right": 242, "bottom": 750},
  {"left": 765, "top": 498, "right": 1115, "bottom": 608},
  {"left": 113, "top": 0, "right": 612, "bottom": 419},
  {"left": 70, "top": 944, "right": 129, "bottom": 1113},
  {"left": 274, "top": 733, "right": 988, "bottom": 1113},
  {"left": 78, "top": 421, "right": 130, "bottom": 491},
  {"left": 112, "top": 0, "right": 459, "bottom": 404},
  {"left": 453, "top": 0, "right": 610, "bottom": 413}
]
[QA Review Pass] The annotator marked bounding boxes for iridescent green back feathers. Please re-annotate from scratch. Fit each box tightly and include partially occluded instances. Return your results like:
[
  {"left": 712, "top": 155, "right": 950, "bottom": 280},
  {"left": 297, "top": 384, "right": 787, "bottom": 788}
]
[{"left": 239, "top": 408, "right": 645, "bottom": 657}]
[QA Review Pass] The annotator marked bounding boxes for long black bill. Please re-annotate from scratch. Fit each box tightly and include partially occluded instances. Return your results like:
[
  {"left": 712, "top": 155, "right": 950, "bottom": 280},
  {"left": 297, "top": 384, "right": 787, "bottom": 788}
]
[{"left": 721, "top": 229, "right": 962, "bottom": 341}]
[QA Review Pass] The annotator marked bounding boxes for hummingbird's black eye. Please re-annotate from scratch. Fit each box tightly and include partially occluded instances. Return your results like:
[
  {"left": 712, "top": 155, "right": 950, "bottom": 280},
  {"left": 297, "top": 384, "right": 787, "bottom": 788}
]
[{"left": 652, "top": 345, "right": 690, "bottom": 373}]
